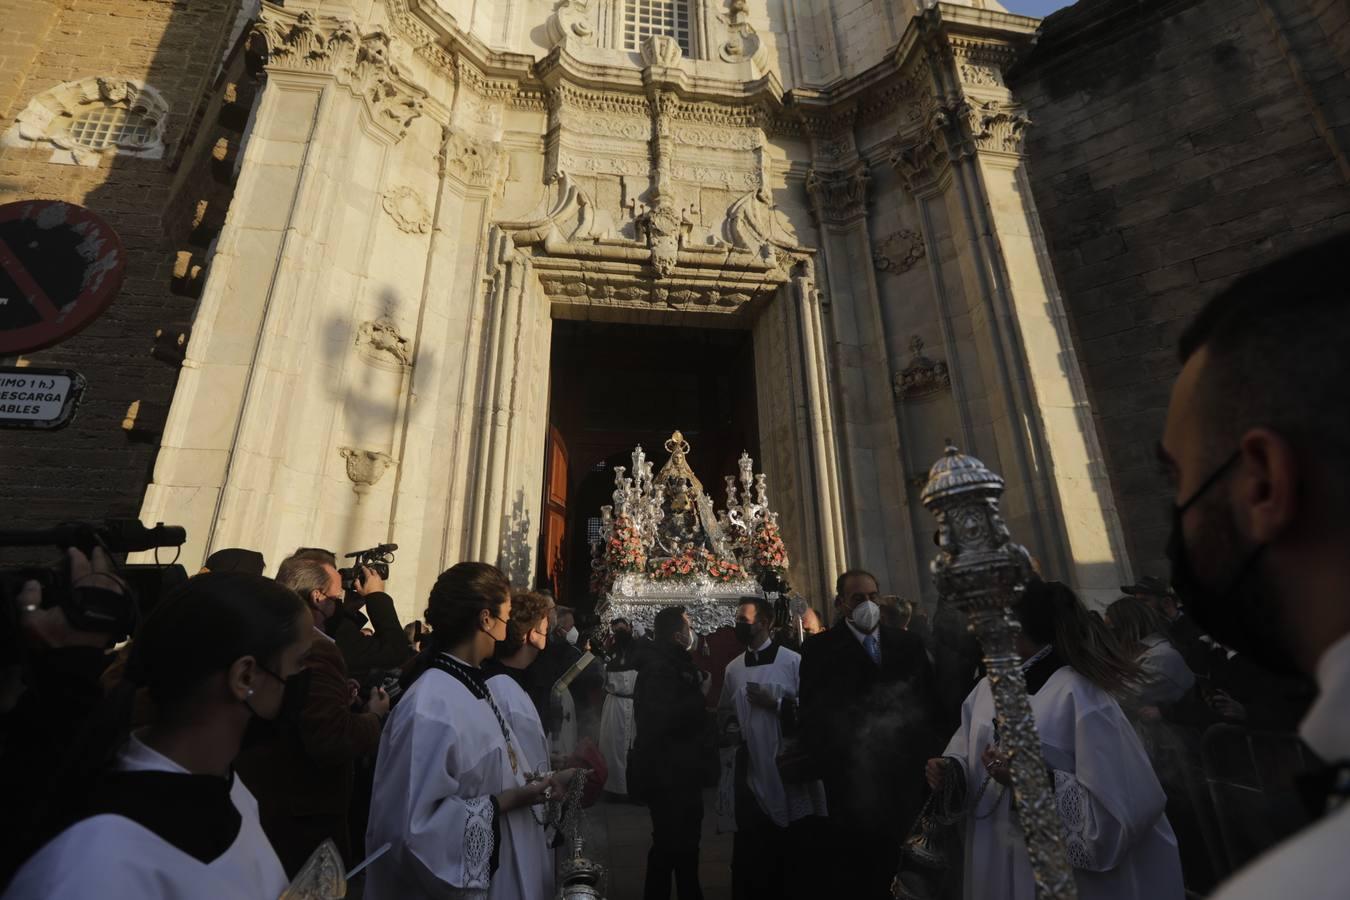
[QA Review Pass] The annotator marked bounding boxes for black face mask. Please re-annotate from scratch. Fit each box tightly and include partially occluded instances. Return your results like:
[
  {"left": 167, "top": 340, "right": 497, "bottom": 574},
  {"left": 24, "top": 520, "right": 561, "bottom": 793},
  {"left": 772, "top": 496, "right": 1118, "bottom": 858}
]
[
  {"left": 245, "top": 665, "right": 312, "bottom": 732},
  {"left": 734, "top": 622, "right": 755, "bottom": 646},
  {"left": 1166, "top": 450, "right": 1297, "bottom": 675}
]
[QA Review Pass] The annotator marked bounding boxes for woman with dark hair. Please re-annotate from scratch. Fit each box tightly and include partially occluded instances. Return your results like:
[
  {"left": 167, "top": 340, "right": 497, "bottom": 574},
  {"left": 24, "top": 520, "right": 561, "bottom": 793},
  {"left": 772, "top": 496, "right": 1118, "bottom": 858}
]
[
  {"left": 364, "top": 564, "right": 572, "bottom": 900},
  {"left": 4, "top": 568, "right": 313, "bottom": 899},
  {"left": 1106, "top": 596, "right": 1195, "bottom": 707},
  {"left": 926, "top": 579, "right": 1185, "bottom": 900}
]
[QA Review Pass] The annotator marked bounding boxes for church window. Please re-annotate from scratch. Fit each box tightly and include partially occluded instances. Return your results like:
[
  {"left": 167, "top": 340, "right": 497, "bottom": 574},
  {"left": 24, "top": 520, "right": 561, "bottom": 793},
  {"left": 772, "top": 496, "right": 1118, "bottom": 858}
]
[
  {"left": 0, "top": 76, "right": 169, "bottom": 167},
  {"left": 66, "top": 104, "right": 159, "bottom": 151},
  {"left": 623, "top": 0, "right": 691, "bottom": 55}
]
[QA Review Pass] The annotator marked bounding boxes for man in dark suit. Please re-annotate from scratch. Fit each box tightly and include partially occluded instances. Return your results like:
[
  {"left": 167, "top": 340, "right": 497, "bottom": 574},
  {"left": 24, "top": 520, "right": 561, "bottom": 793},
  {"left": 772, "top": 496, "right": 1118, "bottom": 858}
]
[
  {"left": 798, "top": 569, "right": 940, "bottom": 900},
  {"left": 237, "top": 556, "right": 389, "bottom": 875},
  {"left": 634, "top": 605, "right": 714, "bottom": 900}
]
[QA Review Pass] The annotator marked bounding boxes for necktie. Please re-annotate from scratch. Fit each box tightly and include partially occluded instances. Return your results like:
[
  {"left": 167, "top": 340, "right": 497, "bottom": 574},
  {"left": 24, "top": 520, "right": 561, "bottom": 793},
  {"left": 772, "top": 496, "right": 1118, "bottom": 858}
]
[{"left": 864, "top": 633, "right": 881, "bottom": 666}]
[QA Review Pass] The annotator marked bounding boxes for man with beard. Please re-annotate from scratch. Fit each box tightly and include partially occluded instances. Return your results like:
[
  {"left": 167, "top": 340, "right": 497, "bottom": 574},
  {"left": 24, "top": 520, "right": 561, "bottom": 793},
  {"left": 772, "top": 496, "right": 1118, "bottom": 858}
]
[
  {"left": 798, "top": 570, "right": 939, "bottom": 899},
  {"left": 1159, "top": 232, "right": 1350, "bottom": 899}
]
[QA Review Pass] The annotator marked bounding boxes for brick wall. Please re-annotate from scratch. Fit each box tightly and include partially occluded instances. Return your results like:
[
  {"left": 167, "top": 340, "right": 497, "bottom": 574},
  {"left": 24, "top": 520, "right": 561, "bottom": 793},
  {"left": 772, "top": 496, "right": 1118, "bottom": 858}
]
[
  {"left": 0, "top": 0, "right": 241, "bottom": 549},
  {"left": 1009, "top": 0, "right": 1350, "bottom": 579}
]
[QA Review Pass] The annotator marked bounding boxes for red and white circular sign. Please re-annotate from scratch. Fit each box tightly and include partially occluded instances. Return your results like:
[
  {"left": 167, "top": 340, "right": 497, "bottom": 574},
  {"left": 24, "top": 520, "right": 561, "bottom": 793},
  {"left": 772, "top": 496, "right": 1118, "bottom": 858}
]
[{"left": 0, "top": 200, "right": 125, "bottom": 355}]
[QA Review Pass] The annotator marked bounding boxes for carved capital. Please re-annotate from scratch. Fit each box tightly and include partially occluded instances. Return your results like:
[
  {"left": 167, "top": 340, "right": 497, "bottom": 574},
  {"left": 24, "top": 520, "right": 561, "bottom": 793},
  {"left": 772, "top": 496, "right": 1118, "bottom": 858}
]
[
  {"left": 339, "top": 447, "right": 396, "bottom": 495},
  {"left": 873, "top": 229, "right": 926, "bottom": 275},
  {"left": 250, "top": 5, "right": 425, "bottom": 142},
  {"left": 964, "top": 99, "right": 1030, "bottom": 157},
  {"left": 804, "top": 162, "right": 870, "bottom": 226}
]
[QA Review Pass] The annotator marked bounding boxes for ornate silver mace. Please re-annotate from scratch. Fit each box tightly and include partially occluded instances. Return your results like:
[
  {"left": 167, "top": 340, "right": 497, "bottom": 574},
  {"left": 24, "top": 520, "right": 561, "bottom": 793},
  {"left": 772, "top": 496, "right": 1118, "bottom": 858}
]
[{"left": 920, "top": 445, "right": 1077, "bottom": 900}]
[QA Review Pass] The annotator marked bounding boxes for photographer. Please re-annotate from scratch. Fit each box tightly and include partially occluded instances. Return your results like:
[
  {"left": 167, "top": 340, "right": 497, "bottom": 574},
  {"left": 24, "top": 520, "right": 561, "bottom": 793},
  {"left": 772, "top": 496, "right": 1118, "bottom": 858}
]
[
  {"left": 1, "top": 547, "right": 128, "bottom": 883},
  {"left": 236, "top": 556, "right": 389, "bottom": 876},
  {"left": 290, "top": 548, "right": 412, "bottom": 679}
]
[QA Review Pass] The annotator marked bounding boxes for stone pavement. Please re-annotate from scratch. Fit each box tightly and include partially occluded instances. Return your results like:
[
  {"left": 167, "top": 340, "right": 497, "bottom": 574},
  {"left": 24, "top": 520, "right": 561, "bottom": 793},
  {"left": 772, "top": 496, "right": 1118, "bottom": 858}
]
[{"left": 576, "top": 790, "right": 733, "bottom": 900}]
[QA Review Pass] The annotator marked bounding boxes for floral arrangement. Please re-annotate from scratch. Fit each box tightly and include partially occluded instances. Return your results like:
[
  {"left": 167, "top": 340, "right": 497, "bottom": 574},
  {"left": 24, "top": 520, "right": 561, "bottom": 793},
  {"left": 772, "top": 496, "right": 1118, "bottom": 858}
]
[
  {"left": 653, "top": 545, "right": 709, "bottom": 580},
  {"left": 606, "top": 514, "right": 646, "bottom": 573},
  {"left": 707, "top": 556, "right": 746, "bottom": 584},
  {"left": 751, "top": 518, "right": 790, "bottom": 576},
  {"left": 651, "top": 545, "right": 747, "bottom": 583}
]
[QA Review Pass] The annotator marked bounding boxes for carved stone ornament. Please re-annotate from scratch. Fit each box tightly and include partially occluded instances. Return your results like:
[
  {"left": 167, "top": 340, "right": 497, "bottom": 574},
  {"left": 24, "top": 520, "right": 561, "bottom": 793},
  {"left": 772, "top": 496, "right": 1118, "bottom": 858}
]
[
  {"left": 640, "top": 34, "right": 684, "bottom": 68},
  {"left": 636, "top": 200, "right": 691, "bottom": 277},
  {"left": 547, "top": 0, "right": 595, "bottom": 47},
  {"left": 441, "top": 130, "right": 500, "bottom": 189},
  {"left": 339, "top": 447, "right": 396, "bottom": 495},
  {"left": 894, "top": 336, "right": 951, "bottom": 401},
  {"left": 250, "top": 6, "right": 426, "bottom": 142},
  {"left": 960, "top": 99, "right": 1030, "bottom": 157},
  {"left": 381, "top": 185, "right": 431, "bottom": 234},
  {"left": 804, "top": 162, "right": 870, "bottom": 225},
  {"left": 873, "top": 229, "right": 926, "bottom": 275},
  {"left": 356, "top": 318, "right": 412, "bottom": 369},
  {"left": 718, "top": 0, "right": 764, "bottom": 64},
  {"left": 1, "top": 76, "right": 169, "bottom": 167}
]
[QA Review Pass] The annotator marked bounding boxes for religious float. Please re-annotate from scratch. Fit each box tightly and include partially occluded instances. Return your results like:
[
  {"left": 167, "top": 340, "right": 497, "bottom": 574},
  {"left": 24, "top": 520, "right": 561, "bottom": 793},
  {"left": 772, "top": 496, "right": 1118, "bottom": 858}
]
[{"left": 591, "top": 430, "right": 793, "bottom": 634}]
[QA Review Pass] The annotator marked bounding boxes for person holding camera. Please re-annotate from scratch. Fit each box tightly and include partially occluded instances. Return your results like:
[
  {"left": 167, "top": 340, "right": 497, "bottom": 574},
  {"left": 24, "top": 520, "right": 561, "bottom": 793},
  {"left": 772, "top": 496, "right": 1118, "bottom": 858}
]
[
  {"left": 290, "top": 547, "right": 412, "bottom": 679},
  {"left": 235, "top": 555, "right": 389, "bottom": 876},
  {"left": 3, "top": 565, "right": 313, "bottom": 899}
]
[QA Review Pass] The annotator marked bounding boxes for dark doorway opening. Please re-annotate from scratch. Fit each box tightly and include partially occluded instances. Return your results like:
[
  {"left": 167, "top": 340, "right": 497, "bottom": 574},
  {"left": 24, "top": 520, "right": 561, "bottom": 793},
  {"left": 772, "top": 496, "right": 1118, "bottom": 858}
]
[{"left": 538, "top": 319, "right": 760, "bottom": 611}]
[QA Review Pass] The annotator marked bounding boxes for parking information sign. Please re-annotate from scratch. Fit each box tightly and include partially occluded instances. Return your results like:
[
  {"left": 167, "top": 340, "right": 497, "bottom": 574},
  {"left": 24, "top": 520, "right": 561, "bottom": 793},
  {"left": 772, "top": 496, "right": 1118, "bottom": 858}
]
[{"left": 0, "top": 366, "right": 86, "bottom": 430}]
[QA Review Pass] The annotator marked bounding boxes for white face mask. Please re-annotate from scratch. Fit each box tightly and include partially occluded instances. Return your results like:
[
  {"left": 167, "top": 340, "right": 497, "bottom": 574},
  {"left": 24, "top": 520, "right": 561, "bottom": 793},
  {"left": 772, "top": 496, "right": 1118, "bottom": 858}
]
[
  {"left": 565, "top": 626, "right": 579, "bottom": 645},
  {"left": 682, "top": 629, "right": 697, "bottom": 651},
  {"left": 850, "top": 599, "right": 881, "bottom": 634}
]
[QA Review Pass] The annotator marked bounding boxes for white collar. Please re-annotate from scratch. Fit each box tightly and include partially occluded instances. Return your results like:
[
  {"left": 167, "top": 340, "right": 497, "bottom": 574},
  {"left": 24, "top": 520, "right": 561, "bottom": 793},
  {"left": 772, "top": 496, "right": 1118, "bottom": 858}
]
[
  {"left": 118, "top": 732, "right": 190, "bottom": 775},
  {"left": 1300, "top": 631, "right": 1350, "bottom": 762},
  {"left": 312, "top": 625, "right": 336, "bottom": 643},
  {"left": 749, "top": 636, "right": 772, "bottom": 654}
]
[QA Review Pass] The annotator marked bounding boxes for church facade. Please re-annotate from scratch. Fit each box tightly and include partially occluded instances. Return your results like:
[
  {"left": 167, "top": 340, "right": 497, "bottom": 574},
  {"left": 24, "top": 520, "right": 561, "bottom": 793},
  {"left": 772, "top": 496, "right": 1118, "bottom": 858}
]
[{"left": 3, "top": 0, "right": 1347, "bottom": 619}]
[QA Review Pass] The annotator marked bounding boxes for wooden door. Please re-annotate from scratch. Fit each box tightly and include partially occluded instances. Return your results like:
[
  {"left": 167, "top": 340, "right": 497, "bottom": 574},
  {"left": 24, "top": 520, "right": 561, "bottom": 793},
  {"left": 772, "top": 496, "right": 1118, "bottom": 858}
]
[{"left": 540, "top": 425, "right": 569, "bottom": 601}]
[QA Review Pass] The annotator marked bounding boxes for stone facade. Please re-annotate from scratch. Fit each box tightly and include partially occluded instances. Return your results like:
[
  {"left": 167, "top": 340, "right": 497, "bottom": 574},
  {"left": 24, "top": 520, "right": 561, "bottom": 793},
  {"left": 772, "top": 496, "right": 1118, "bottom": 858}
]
[
  {"left": 5, "top": 0, "right": 1341, "bottom": 620},
  {"left": 1011, "top": 0, "right": 1350, "bottom": 578}
]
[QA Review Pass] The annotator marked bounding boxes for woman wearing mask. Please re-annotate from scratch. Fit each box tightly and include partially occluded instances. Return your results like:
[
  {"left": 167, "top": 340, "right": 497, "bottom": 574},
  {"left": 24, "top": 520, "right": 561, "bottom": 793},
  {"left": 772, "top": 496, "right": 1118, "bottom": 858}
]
[
  {"left": 364, "top": 563, "right": 573, "bottom": 900},
  {"left": 926, "top": 579, "right": 1185, "bottom": 900},
  {"left": 4, "top": 562, "right": 314, "bottom": 900}
]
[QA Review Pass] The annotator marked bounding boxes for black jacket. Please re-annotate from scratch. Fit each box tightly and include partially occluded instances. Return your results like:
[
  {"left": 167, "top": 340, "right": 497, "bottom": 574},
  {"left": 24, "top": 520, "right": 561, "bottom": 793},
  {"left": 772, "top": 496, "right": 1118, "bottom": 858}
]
[
  {"left": 327, "top": 591, "right": 411, "bottom": 679},
  {"left": 633, "top": 640, "right": 713, "bottom": 789},
  {"left": 798, "top": 622, "right": 940, "bottom": 833}
]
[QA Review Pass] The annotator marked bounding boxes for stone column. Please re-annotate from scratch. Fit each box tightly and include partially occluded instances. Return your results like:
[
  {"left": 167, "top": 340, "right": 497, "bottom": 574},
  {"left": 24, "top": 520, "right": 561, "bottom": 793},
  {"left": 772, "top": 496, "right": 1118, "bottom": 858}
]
[{"left": 893, "top": 5, "right": 1132, "bottom": 606}]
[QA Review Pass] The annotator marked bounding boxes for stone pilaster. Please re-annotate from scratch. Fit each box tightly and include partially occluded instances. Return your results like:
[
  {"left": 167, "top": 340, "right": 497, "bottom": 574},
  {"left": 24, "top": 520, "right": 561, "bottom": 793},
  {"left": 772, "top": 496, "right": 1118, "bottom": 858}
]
[{"left": 891, "top": 5, "right": 1132, "bottom": 605}]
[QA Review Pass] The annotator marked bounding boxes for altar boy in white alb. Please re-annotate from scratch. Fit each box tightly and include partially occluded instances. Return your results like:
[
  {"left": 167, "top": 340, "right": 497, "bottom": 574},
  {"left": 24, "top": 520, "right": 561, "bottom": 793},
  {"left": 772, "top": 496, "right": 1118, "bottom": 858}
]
[{"left": 719, "top": 596, "right": 827, "bottom": 900}]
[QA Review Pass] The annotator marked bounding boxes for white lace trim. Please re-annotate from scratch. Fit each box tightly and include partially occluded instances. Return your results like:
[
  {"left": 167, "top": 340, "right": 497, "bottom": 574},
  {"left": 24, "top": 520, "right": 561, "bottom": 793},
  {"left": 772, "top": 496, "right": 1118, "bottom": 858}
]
[
  {"left": 462, "top": 796, "right": 495, "bottom": 890},
  {"left": 1053, "top": 769, "right": 1093, "bottom": 869}
]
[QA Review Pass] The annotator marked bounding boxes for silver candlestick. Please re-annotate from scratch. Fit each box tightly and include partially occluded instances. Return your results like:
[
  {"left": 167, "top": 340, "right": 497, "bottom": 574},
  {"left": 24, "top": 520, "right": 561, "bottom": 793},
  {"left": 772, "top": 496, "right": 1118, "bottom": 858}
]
[{"left": 920, "top": 444, "right": 1077, "bottom": 900}]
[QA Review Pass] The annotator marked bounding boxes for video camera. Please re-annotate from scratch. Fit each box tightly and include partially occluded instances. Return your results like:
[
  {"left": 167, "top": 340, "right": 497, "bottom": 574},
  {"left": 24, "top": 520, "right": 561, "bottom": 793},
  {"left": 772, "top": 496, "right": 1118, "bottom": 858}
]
[
  {"left": 339, "top": 543, "right": 397, "bottom": 592},
  {"left": 0, "top": 519, "right": 188, "bottom": 645}
]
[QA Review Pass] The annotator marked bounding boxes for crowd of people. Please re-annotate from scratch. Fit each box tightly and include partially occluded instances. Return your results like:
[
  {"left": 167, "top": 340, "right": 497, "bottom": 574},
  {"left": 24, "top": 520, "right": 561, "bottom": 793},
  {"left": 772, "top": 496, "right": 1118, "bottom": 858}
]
[{"left": 0, "top": 235, "right": 1346, "bottom": 900}]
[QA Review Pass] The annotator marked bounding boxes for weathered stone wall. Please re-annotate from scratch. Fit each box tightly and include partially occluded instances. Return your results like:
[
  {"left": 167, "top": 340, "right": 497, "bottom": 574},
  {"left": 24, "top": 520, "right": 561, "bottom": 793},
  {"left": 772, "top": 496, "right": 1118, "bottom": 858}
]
[
  {"left": 1010, "top": 0, "right": 1350, "bottom": 578},
  {"left": 0, "top": 0, "right": 244, "bottom": 540}
]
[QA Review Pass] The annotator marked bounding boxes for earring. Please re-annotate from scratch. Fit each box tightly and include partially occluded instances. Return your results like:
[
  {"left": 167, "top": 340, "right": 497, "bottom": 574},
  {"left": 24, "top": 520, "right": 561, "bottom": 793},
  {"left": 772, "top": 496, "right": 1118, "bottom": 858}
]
[{"left": 246, "top": 688, "right": 255, "bottom": 698}]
